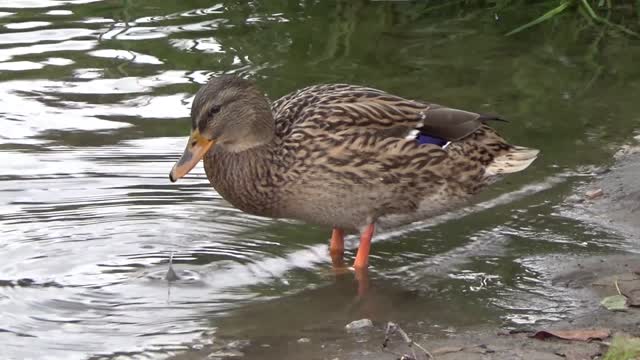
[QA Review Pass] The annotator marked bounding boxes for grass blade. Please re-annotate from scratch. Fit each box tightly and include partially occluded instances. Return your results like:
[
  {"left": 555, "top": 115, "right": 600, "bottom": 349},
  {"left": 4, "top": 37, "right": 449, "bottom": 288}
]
[{"left": 506, "top": 1, "right": 573, "bottom": 36}]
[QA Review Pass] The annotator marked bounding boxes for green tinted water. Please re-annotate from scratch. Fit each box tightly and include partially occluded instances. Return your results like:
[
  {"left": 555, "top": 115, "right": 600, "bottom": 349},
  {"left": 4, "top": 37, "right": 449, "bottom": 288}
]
[{"left": 0, "top": 1, "right": 639, "bottom": 359}]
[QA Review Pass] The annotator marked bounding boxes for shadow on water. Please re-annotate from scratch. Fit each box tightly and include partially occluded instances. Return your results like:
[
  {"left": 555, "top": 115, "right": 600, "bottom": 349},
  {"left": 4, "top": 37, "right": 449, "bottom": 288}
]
[{"left": 0, "top": 0, "right": 640, "bottom": 359}]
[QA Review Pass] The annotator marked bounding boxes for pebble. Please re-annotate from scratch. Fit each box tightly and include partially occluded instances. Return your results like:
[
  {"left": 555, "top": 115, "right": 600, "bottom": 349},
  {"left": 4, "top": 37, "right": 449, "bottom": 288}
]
[
  {"left": 345, "top": 318, "right": 373, "bottom": 332},
  {"left": 297, "top": 337, "right": 311, "bottom": 343}
]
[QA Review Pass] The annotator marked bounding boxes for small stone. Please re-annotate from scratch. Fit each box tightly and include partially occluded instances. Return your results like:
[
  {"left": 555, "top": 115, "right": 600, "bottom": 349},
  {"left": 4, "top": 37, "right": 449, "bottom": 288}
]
[
  {"left": 345, "top": 318, "right": 373, "bottom": 332},
  {"left": 297, "top": 337, "right": 311, "bottom": 343},
  {"left": 585, "top": 188, "right": 604, "bottom": 200}
]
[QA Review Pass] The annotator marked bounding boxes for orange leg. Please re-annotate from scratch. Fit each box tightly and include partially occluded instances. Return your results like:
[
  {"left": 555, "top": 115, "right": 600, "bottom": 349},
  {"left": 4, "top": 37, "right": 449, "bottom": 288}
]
[
  {"left": 330, "top": 227, "right": 345, "bottom": 268},
  {"left": 353, "top": 223, "right": 375, "bottom": 269}
]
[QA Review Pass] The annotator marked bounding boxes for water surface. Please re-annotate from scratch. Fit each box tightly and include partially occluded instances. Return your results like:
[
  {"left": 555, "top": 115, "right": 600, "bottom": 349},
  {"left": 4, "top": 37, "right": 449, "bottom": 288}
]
[{"left": 1, "top": 1, "right": 640, "bottom": 359}]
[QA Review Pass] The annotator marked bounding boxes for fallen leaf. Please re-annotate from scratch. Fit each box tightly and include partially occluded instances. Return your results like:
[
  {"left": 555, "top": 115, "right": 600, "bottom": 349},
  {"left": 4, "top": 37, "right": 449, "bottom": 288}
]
[
  {"left": 432, "top": 346, "right": 463, "bottom": 355},
  {"left": 601, "top": 295, "right": 628, "bottom": 311},
  {"left": 531, "top": 328, "right": 610, "bottom": 341}
]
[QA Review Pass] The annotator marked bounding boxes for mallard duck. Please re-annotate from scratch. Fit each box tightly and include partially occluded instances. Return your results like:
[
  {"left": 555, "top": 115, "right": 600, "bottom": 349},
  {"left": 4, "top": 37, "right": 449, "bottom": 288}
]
[{"left": 169, "top": 75, "right": 538, "bottom": 270}]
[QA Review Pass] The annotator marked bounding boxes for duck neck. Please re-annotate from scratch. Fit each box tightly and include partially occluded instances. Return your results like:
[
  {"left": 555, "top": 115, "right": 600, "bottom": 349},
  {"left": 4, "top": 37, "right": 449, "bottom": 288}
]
[{"left": 203, "top": 139, "right": 279, "bottom": 217}]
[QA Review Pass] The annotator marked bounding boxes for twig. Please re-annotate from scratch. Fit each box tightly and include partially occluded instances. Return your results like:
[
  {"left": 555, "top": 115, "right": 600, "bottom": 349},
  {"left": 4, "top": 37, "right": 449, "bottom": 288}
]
[
  {"left": 383, "top": 322, "right": 433, "bottom": 359},
  {"left": 614, "top": 279, "right": 622, "bottom": 296}
]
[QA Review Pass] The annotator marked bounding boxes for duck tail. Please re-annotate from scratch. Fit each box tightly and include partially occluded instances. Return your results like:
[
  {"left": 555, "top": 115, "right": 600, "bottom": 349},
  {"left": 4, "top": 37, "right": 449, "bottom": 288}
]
[
  {"left": 443, "top": 125, "right": 539, "bottom": 188},
  {"left": 484, "top": 145, "right": 539, "bottom": 176}
]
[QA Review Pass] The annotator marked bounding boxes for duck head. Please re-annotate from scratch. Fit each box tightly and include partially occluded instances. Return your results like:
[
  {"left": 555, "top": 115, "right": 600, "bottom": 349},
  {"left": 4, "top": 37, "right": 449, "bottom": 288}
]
[{"left": 169, "top": 75, "right": 274, "bottom": 182}]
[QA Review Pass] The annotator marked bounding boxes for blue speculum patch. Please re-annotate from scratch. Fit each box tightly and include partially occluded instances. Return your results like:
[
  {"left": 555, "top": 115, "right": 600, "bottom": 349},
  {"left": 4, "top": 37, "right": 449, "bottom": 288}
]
[{"left": 416, "top": 133, "right": 447, "bottom": 147}]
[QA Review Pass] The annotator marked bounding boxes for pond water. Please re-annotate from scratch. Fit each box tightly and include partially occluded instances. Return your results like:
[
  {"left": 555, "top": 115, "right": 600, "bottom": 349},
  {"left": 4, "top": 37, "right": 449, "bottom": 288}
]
[{"left": 1, "top": 1, "right": 639, "bottom": 359}]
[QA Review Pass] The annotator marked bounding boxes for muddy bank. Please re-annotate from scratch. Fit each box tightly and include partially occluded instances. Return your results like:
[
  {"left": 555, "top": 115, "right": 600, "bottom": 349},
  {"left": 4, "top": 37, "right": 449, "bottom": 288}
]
[{"left": 340, "top": 254, "right": 640, "bottom": 360}]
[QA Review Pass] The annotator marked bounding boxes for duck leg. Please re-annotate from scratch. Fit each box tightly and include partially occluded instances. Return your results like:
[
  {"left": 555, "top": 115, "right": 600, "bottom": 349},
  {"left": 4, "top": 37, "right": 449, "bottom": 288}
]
[
  {"left": 353, "top": 223, "right": 375, "bottom": 269},
  {"left": 330, "top": 227, "right": 345, "bottom": 268}
]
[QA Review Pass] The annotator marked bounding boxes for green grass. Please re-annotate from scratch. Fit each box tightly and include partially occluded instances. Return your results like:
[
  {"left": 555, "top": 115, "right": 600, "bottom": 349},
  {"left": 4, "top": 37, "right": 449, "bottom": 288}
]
[{"left": 604, "top": 336, "right": 640, "bottom": 360}]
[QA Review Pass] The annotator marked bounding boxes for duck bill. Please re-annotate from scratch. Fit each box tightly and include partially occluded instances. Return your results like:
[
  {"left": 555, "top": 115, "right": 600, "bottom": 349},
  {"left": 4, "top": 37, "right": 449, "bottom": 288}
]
[{"left": 169, "top": 129, "right": 214, "bottom": 182}]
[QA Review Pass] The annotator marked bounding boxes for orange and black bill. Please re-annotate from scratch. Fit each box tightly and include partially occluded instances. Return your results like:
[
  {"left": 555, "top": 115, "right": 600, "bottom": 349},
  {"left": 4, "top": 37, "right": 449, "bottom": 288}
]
[{"left": 169, "top": 129, "right": 214, "bottom": 182}]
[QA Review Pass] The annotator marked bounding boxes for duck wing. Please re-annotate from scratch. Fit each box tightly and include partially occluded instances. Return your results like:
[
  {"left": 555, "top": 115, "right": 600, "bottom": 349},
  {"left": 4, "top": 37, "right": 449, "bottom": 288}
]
[{"left": 270, "top": 83, "right": 504, "bottom": 143}]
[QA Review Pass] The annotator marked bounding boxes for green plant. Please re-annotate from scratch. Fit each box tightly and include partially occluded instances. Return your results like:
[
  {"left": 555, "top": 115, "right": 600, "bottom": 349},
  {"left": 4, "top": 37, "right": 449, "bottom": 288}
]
[{"left": 603, "top": 336, "right": 640, "bottom": 360}]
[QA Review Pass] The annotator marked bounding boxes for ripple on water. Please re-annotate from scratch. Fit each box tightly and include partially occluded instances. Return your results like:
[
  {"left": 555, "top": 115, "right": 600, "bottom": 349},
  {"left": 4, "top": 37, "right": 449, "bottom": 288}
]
[
  {"left": 145, "top": 268, "right": 203, "bottom": 285},
  {"left": 0, "top": 148, "right": 281, "bottom": 358}
]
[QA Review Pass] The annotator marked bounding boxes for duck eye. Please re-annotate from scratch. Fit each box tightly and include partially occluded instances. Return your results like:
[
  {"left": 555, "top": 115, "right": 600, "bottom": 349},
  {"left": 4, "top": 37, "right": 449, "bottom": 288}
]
[{"left": 208, "top": 105, "right": 221, "bottom": 117}]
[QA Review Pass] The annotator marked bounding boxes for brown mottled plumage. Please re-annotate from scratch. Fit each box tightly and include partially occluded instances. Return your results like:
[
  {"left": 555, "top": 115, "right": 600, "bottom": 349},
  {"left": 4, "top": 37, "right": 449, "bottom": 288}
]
[{"left": 170, "top": 75, "right": 539, "bottom": 269}]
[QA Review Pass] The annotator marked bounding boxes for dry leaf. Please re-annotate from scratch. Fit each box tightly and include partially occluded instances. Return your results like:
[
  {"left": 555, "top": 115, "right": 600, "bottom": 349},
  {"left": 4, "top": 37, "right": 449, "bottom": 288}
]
[{"left": 531, "top": 328, "right": 610, "bottom": 342}]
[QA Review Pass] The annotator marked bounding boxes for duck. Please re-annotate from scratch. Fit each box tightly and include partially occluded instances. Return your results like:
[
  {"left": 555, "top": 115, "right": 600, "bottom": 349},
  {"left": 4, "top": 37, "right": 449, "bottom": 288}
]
[{"left": 169, "top": 75, "right": 538, "bottom": 270}]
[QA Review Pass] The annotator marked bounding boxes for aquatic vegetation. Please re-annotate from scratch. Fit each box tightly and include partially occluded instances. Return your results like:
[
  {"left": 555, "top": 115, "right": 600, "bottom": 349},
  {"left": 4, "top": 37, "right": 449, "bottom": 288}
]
[
  {"left": 502, "top": 0, "right": 639, "bottom": 37},
  {"left": 402, "top": 1, "right": 639, "bottom": 37}
]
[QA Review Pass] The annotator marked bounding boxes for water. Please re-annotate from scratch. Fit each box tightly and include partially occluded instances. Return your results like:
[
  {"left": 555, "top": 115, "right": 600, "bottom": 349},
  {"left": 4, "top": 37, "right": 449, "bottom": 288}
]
[{"left": 0, "top": 1, "right": 639, "bottom": 359}]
